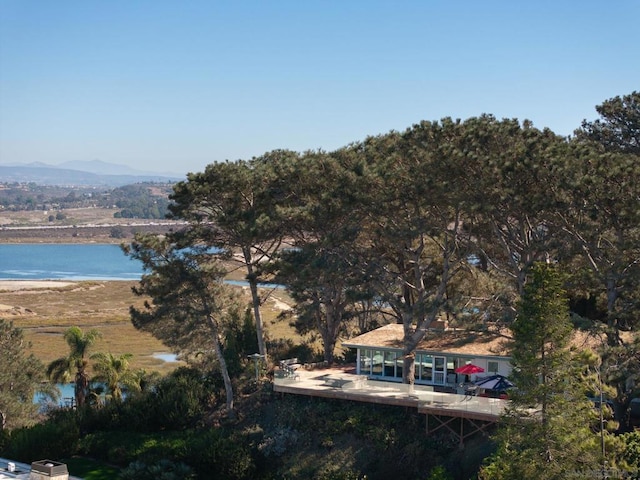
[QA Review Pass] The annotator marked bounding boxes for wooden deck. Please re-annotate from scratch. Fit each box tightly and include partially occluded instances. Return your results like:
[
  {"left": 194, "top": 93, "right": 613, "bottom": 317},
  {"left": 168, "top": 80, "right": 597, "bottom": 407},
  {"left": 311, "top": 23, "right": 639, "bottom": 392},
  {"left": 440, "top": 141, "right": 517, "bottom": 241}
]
[
  {"left": 273, "top": 366, "right": 507, "bottom": 422},
  {"left": 273, "top": 365, "right": 507, "bottom": 445}
]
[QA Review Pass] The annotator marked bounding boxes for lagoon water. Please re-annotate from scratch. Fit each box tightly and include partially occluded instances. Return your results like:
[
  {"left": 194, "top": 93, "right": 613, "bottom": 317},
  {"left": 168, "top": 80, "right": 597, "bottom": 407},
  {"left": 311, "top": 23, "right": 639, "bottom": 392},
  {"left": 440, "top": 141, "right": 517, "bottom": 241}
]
[
  {"left": 34, "top": 383, "right": 76, "bottom": 406},
  {"left": 0, "top": 244, "right": 285, "bottom": 289},
  {"left": 0, "top": 244, "right": 143, "bottom": 280},
  {"left": 34, "top": 383, "right": 113, "bottom": 407}
]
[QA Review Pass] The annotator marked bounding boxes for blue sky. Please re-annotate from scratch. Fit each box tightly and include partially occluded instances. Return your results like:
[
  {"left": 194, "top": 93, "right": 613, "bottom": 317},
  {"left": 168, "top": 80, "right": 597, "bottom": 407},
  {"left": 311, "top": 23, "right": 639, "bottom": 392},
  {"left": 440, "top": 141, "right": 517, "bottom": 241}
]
[{"left": 1, "top": 1, "right": 638, "bottom": 176}]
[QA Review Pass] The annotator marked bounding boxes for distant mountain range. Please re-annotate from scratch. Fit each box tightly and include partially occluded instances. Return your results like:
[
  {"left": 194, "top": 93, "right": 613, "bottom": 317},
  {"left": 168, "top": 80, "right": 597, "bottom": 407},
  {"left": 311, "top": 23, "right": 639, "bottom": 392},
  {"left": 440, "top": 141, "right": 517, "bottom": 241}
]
[{"left": 0, "top": 160, "right": 184, "bottom": 187}]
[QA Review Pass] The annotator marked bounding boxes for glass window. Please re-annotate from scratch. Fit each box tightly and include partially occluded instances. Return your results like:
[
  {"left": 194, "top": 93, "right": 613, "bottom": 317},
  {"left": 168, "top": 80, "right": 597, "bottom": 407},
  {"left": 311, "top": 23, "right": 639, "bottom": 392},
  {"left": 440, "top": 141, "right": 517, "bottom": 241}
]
[
  {"left": 360, "top": 349, "right": 372, "bottom": 375},
  {"left": 488, "top": 361, "right": 499, "bottom": 373},
  {"left": 418, "top": 354, "right": 433, "bottom": 382},
  {"left": 372, "top": 350, "right": 383, "bottom": 375},
  {"left": 384, "top": 351, "right": 396, "bottom": 377},
  {"left": 434, "top": 356, "right": 446, "bottom": 384},
  {"left": 458, "top": 358, "right": 473, "bottom": 369},
  {"left": 396, "top": 354, "right": 403, "bottom": 379}
]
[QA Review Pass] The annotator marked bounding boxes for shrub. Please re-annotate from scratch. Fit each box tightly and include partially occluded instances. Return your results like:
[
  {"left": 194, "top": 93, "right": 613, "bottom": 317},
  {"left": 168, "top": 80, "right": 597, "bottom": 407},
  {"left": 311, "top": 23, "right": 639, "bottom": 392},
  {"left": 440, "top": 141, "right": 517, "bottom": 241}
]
[
  {"left": 77, "top": 367, "right": 215, "bottom": 433},
  {"left": 77, "top": 430, "right": 190, "bottom": 467},
  {"left": 258, "top": 427, "right": 300, "bottom": 457},
  {"left": 223, "top": 307, "right": 259, "bottom": 378},
  {"left": 426, "top": 465, "right": 453, "bottom": 480},
  {"left": 186, "top": 429, "right": 255, "bottom": 480},
  {"left": 120, "top": 459, "right": 196, "bottom": 480},
  {"left": 317, "top": 470, "right": 367, "bottom": 480},
  {"left": 267, "top": 338, "right": 320, "bottom": 364},
  {"left": 110, "top": 226, "right": 126, "bottom": 239},
  {"left": 3, "top": 409, "right": 80, "bottom": 461},
  {"left": 148, "top": 367, "right": 216, "bottom": 430},
  {"left": 0, "top": 430, "right": 9, "bottom": 453}
]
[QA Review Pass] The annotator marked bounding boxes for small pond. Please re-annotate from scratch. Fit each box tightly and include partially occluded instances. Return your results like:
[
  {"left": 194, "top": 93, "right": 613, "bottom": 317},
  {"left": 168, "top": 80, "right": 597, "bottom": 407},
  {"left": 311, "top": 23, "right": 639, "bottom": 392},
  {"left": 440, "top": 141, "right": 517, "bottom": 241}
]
[{"left": 152, "top": 352, "right": 180, "bottom": 363}]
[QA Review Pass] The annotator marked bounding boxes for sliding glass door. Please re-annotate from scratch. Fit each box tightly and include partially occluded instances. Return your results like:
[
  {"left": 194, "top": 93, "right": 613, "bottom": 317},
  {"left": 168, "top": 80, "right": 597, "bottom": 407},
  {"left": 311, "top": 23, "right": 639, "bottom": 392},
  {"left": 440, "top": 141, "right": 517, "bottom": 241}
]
[
  {"left": 433, "top": 356, "right": 446, "bottom": 385},
  {"left": 360, "top": 349, "right": 452, "bottom": 384}
]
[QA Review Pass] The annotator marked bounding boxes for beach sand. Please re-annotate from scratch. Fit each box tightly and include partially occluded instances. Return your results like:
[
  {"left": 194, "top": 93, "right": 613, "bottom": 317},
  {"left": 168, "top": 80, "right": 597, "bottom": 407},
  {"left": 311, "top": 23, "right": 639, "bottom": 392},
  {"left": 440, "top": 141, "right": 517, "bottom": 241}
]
[{"left": 0, "top": 280, "right": 76, "bottom": 291}]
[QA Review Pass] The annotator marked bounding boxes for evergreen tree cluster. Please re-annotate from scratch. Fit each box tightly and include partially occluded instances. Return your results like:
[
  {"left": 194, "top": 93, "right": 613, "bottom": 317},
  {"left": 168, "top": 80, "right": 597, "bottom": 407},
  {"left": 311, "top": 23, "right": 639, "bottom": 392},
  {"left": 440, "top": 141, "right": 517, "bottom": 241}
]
[{"left": 160, "top": 91, "right": 638, "bottom": 380}]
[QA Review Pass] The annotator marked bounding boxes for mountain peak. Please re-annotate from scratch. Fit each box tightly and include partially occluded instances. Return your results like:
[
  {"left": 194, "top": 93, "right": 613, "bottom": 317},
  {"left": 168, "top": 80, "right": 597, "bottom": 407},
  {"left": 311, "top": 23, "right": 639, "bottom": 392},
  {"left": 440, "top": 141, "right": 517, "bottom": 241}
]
[{"left": 0, "top": 161, "right": 183, "bottom": 187}]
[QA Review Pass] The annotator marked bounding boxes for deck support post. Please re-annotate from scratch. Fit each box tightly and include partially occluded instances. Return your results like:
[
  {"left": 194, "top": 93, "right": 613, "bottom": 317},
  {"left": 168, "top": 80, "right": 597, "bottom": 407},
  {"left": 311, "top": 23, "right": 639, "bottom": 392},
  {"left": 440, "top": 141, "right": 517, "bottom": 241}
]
[{"left": 425, "top": 413, "right": 496, "bottom": 447}]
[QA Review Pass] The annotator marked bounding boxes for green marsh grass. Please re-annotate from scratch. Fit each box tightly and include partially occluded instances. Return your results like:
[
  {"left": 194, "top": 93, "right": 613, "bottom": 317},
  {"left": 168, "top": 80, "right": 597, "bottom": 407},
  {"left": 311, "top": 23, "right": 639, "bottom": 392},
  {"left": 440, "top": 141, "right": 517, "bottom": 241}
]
[{"left": 1, "top": 280, "right": 302, "bottom": 375}]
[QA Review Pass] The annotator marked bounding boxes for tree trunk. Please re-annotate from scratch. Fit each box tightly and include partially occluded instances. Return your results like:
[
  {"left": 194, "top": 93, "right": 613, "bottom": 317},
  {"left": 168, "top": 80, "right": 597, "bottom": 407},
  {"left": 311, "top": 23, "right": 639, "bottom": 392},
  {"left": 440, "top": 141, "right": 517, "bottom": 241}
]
[
  {"left": 605, "top": 276, "right": 621, "bottom": 346},
  {"left": 402, "top": 309, "right": 418, "bottom": 384},
  {"left": 517, "top": 268, "right": 527, "bottom": 297},
  {"left": 322, "top": 332, "right": 336, "bottom": 366},
  {"left": 401, "top": 252, "right": 451, "bottom": 384},
  {"left": 75, "top": 369, "right": 89, "bottom": 408},
  {"left": 207, "top": 314, "right": 235, "bottom": 417},
  {"left": 403, "top": 349, "right": 416, "bottom": 385},
  {"left": 243, "top": 247, "right": 268, "bottom": 363},
  {"left": 320, "top": 302, "right": 343, "bottom": 366}
]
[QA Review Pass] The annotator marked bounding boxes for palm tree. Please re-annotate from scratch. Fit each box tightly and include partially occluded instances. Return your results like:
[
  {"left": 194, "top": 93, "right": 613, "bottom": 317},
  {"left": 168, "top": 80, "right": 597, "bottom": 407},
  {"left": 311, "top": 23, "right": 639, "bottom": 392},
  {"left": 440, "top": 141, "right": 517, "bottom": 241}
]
[
  {"left": 90, "top": 352, "right": 139, "bottom": 402},
  {"left": 47, "top": 326, "right": 101, "bottom": 408}
]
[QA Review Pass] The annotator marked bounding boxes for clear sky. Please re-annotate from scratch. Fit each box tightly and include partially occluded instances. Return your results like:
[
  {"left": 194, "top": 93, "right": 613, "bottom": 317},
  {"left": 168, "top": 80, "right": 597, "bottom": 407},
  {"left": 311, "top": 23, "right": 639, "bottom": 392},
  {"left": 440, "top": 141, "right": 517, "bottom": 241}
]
[{"left": 1, "top": 1, "right": 638, "bottom": 176}]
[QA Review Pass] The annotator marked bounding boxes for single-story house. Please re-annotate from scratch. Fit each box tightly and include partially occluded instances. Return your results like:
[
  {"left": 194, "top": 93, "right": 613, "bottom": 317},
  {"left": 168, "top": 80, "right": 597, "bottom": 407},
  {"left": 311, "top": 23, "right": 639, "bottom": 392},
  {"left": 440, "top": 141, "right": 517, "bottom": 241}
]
[{"left": 342, "top": 323, "right": 513, "bottom": 388}]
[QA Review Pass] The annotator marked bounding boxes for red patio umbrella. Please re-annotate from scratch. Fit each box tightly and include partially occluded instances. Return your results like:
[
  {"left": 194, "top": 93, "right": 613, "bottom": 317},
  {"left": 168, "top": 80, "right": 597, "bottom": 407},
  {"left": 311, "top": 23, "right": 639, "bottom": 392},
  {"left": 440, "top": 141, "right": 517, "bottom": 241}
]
[{"left": 455, "top": 363, "right": 485, "bottom": 375}]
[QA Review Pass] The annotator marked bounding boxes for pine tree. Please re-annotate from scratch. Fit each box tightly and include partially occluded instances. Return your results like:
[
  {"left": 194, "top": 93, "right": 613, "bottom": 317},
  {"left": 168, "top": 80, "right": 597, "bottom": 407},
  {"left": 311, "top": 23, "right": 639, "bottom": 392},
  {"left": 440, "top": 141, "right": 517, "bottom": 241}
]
[
  {"left": 481, "top": 263, "right": 600, "bottom": 479},
  {"left": 0, "top": 320, "right": 48, "bottom": 430}
]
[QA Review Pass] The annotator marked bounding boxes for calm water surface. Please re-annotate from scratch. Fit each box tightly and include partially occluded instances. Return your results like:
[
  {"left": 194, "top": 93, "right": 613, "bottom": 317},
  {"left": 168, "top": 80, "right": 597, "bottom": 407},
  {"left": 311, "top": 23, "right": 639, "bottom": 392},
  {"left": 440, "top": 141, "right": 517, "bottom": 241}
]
[
  {"left": 0, "top": 243, "right": 285, "bottom": 288},
  {"left": 0, "top": 244, "right": 143, "bottom": 280}
]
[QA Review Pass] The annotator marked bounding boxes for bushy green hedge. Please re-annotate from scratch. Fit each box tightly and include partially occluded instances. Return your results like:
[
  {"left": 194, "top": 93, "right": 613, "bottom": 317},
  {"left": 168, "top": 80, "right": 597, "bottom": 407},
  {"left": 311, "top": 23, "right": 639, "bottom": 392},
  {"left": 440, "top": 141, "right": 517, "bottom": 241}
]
[
  {"left": 78, "top": 367, "right": 217, "bottom": 433},
  {"left": 76, "top": 429, "right": 255, "bottom": 479},
  {"left": 1, "top": 367, "right": 257, "bottom": 479},
  {"left": 3, "top": 409, "right": 80, "bottom": 461},
  {"left": 0, "top": 365, "right": 496, "bottom": 479},
  {"left": 120, "top": 459, "right": 195, "bottom": 480}
]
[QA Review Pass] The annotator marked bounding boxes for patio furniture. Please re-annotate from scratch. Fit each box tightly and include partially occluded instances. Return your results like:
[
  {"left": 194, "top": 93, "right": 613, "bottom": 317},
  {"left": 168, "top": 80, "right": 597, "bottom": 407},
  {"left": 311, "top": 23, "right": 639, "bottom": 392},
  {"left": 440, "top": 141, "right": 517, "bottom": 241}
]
[
  {"left": 464, "top": 384, "right": 478, "bottom": 396},
  {"left": 279, "top": 358, "right": 301, "bottom": 380}
]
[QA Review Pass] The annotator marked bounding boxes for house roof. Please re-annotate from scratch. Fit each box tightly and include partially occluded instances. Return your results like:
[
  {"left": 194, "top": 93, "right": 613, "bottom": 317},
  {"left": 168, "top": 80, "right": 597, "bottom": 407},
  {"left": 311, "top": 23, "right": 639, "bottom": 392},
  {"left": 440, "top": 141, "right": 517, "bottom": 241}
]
[
  {"left": 342, "top": 324, "right": 512, "bottom": 358},
  {"left": 342, "top": 323, "right": 617, "bottom": 359}
]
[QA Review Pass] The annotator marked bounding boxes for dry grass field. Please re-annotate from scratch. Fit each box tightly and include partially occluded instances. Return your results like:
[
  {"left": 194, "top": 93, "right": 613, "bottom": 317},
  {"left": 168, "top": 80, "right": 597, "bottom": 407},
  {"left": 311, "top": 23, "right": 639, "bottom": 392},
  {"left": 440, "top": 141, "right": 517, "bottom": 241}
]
[
  {"left": 0, "top": 206, "right": 166, "bottom": 227},
  {"left": 0, "top": 207, "right": 181, "bottom": 243},
  {"left": 0, "top": 280, "right": 300, "bottom": 376}
]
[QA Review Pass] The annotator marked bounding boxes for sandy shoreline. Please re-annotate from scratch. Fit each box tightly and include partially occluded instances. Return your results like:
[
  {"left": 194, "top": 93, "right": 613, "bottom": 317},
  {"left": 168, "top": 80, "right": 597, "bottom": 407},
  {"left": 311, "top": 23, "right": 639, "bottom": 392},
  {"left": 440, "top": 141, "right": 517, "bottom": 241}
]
[{"left": 0, "top": 280, "right": 77, "bottom": 291}]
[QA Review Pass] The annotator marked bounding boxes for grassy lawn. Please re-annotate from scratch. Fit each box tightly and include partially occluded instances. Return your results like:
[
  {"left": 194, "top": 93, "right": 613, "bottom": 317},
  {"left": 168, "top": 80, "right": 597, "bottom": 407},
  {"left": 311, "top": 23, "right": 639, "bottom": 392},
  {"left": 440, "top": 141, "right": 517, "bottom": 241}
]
[{"left": 62, "top": 457, "right": 120, "bottom": 480}]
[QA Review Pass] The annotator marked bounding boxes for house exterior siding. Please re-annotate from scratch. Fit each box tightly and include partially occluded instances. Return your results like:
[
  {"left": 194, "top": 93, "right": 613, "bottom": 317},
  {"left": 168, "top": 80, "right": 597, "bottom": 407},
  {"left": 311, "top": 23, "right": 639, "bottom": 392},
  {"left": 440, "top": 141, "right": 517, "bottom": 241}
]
[
  {"left": 353, "top": 347, "right": 511, "bottom": 386},
  {"left": 342, "top": 323, "right": 512, "bottom": 387}
]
